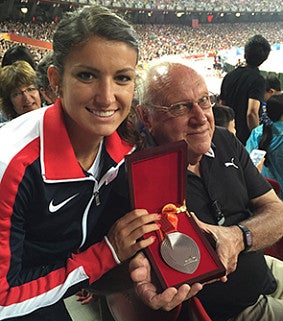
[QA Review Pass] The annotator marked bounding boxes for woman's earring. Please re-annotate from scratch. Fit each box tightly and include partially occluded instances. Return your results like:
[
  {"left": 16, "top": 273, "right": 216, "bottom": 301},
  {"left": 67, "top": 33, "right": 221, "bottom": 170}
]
[{"left": 55, "top": 85, "right": 60, "bottom": 97}]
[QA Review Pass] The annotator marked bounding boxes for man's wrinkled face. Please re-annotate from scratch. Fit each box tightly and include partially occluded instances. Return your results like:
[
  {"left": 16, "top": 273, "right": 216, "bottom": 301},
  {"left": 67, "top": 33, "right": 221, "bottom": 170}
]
[{"left": 141, "top": 64, "right": 215, "bottom": 164}]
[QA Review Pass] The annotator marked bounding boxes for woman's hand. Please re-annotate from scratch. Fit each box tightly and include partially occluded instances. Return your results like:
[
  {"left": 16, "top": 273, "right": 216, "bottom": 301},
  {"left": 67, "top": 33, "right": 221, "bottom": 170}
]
[
  {"left": 76, "top": 289, "right": 96, "bottom": 305},
  {"left": 107, "top": 209, "right": 161, "bottom": 262}
]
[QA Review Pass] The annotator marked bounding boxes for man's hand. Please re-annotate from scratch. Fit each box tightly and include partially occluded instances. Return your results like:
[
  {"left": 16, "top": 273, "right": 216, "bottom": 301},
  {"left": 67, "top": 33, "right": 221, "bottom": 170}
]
[
  {"left": 191, "top": 212, "right": 242, "bottom": 276},
  {"left": 129, "top": 252, "right": 203, "bottom": 311}
]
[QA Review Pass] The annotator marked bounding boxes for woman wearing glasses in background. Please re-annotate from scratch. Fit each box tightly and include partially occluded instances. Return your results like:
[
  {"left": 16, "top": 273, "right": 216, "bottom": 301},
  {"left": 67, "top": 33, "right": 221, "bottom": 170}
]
[{"left": 0, "top": 60, "right": 41, "bottom": 123}]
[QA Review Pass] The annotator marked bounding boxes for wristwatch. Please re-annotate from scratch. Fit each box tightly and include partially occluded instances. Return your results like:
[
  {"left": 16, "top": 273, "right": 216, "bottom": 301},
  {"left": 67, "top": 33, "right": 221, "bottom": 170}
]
[{"left": 237, "top": 224, "right": 252, "bottom": 252}]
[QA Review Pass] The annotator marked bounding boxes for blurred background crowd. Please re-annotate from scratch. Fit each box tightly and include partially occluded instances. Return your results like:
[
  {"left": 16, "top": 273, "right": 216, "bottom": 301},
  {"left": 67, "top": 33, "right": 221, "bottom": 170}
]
[{"left": 1, "top": 21, "right": 283, "bottom": 65}]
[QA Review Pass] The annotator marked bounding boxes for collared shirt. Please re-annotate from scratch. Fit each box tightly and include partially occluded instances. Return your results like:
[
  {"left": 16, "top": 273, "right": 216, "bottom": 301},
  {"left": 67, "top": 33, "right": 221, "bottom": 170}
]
[{"left": 186, "top": 127, "right": 275, "bottom": 321}]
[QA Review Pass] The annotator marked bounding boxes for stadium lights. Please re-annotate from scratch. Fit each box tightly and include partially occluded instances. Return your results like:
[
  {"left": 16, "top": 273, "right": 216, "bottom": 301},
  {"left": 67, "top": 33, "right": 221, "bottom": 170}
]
[
  {"left": 21, "top": 7, "right": 28, "bottom": 14},
  {"left": 176, "top": 12, "right": 185, "bottom": 18}
]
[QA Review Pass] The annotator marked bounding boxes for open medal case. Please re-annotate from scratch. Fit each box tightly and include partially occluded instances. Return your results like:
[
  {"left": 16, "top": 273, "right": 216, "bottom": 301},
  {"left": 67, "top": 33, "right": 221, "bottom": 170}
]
[{"left": 126, "top": 140, "right": 225, "bottom": 289}]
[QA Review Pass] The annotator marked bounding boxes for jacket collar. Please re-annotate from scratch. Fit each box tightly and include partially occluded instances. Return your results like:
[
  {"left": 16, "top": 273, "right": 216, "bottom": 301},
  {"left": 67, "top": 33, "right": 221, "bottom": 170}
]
[{"left": 41, "top": 99, "right": 134, "bottom": 181}]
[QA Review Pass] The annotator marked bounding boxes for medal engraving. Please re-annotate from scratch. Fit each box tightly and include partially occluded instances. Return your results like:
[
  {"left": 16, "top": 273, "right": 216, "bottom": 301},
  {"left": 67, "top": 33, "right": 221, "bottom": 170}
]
[{"left": 160, "top": 232, "right": 200, "bottom": 274}]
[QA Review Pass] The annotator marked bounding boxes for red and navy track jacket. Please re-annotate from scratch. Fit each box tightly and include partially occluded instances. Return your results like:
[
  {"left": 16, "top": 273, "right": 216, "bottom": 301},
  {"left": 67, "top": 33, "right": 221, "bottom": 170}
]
[{"left": 0, "top": 100, "right": 135, "bottom": 319}]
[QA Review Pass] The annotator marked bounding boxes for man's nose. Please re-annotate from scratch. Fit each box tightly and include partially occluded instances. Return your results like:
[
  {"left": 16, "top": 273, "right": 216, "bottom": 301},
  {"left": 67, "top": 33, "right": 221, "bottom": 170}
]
[{"left": 189, "top": 103, "right": 207, "bottom": 123}]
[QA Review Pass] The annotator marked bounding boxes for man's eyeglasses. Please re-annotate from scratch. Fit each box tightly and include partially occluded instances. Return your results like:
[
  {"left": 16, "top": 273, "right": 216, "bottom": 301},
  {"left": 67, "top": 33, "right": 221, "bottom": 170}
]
[
  {"left": 147, "top": 92, "right": 217, "bottom": 117},
  {"left": 11, "top": 86, "right": 38, "bottom": 100}
]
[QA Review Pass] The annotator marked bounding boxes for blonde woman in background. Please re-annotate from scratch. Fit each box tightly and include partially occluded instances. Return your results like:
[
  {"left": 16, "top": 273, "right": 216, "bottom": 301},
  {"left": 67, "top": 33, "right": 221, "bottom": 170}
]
[{"left": 0, "top": 60, "right": 41, "bottom": 122}]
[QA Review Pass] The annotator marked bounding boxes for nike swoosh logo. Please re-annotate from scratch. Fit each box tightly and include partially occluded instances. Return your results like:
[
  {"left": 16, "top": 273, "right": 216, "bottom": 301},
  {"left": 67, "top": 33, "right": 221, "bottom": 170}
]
[{"left": 49, "top": 193, "right": 79, "bottom": 213}]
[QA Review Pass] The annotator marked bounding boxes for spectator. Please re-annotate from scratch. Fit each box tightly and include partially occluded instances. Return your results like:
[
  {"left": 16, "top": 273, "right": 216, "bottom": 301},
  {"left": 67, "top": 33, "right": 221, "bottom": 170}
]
[
  {"left": 235, "top": 58, "right": 244, "bottom": 68},
  {"left": 220, "top": 34, "right": 271, "bottom": 144},
  {"left": 246, "top": 93, "right": 283, "bottom": 199},
  {"left": 130, "top": 59, "right": 283, "bottom": 321},
  {"left": 36, "top": 51, "right": 57, "bottom": 105},
  {"left": 1, "top": 44, "right": 37, "bottom": 69},
  {"left": 213, "top": 103, "right": 236, "bottom": 135},
  {"left": 0, "top": 5, "right": 160, "bottom": 320},
  {"left": 260, "top": 74, "right": 282, "bottom": 125},
  {"left": 0, "top": 60, "right": 41, "bottom": 121},
  {"left": 264, "top": 75, "right": 282, "bottom": 102}
]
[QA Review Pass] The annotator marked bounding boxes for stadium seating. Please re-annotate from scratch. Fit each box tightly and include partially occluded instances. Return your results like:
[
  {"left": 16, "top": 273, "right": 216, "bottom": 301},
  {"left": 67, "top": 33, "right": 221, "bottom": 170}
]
[{"left": 264, "top": 177, "right": 283, "bottom": 261}]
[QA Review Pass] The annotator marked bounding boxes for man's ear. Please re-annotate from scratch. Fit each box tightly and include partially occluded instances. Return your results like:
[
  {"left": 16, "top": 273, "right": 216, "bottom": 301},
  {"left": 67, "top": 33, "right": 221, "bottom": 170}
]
[
  {"left": 136, "top": 105, "right": 153, "bottom": 132},
  {"left": 269, "top": 88, "right": 276, "bottom": 94},
  {"left": 47, "top": 65, "right": 61, "bottom": 96}
]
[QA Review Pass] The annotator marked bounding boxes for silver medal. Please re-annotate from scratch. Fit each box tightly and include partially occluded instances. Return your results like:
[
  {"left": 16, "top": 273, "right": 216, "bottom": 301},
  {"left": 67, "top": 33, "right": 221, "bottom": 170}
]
[{"left": 160, "top": 232, "right": 200, "bottom": 274}]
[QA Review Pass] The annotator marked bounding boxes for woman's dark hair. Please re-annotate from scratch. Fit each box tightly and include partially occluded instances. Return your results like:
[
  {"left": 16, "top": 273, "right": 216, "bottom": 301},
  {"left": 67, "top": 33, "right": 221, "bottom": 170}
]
[
  {"left": 52, "top": 5, "right": 139, "bottom": 73},
  {"left": 259, "top": 93, "right": 283, "bottom": 164},
  {"left": 52, "top": 5, "right": 140, "bottom": 146}
]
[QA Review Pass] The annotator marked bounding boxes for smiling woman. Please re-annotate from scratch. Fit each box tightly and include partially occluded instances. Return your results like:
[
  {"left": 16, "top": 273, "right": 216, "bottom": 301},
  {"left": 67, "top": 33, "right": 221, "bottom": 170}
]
[
  {"left": 0, "top": 60, "right": 41, "bottom": 120},
  {"left": 48, "top": 35, "right": 138, "bottom": 161},
  {"left": 0, "top": 5, "right": 161, "bottom": 321}
]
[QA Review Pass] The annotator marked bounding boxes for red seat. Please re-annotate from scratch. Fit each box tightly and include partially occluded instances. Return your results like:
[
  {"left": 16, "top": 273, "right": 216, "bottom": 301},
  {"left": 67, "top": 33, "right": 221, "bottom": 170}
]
[
  {"left": 264, "top": 238, "right": 283, "bottom": 261},
  {"left": 265, "top": 177, "right": 281, "bottom": 196},
  {"left": 189, "top": 297, "right": 212, "bottom": 321},
  {"left": 264, "top": 177, "right": 283, "bottom": 260}
]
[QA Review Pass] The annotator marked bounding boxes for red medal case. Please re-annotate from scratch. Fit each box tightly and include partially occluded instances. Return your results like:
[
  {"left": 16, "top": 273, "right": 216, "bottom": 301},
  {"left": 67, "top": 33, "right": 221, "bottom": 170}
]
[{"left": 126, "top": 140, "right": 226, "bottom": 289}]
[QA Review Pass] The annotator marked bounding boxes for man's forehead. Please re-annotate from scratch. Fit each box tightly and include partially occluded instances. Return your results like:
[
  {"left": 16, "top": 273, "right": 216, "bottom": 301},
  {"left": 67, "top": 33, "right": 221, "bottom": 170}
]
[
  {"left": 155, "top": 66, "right": 206, "bottom": 92},
  {"left": 168, "top": 64, "right": 204, "bottom": 86},
  {"left": 152, "top": 62, "right": 199, "bottom": 77},
  {"left": 147, "top": 62, "right": 208, "bottom": 104}
]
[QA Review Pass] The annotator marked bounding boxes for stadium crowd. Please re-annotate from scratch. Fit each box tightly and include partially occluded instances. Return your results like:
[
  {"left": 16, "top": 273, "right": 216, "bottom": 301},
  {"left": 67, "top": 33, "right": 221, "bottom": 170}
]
[
  {"left": 1, "top": 20, "right": 283, "bottom": 64},
  {"left": 65, "top": 0, "right": 283, "bottom": 12}
]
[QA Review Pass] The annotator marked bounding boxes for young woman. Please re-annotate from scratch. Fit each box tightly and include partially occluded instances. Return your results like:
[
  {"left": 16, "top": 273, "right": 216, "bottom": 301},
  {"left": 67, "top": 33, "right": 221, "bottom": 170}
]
[{"left": 0, "top": 5, "right": 159, "bottom": 320}]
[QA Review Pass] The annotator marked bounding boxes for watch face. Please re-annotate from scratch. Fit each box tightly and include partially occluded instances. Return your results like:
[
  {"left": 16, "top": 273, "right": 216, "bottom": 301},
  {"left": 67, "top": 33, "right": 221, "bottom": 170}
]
[
  {"left": 246, "top": 231, "right": 252, "bottom": 247},
  {"left": 160, "top": 232, "right": 200, "bottom": 274}
]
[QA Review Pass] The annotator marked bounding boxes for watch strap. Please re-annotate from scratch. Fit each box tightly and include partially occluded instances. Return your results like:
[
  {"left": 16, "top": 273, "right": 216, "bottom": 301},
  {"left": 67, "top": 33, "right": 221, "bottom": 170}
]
[{"left": 237, "top": 224, "right": 252, "bottom": 252}]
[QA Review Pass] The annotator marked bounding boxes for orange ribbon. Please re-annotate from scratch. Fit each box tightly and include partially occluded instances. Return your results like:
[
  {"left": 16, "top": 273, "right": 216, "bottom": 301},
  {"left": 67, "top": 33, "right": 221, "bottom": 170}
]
[
  {"left": 156, "top": 202, "right": 187, "bottom": 241},
  {"left": 162, "top": 203, "right": 179, "bottom": 230}
]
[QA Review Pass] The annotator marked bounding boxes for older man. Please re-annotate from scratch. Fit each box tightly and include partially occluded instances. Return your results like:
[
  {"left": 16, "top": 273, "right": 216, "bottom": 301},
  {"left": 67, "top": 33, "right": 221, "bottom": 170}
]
[{"left": 130, "top": 60, "right": 283, "bottom": 321}]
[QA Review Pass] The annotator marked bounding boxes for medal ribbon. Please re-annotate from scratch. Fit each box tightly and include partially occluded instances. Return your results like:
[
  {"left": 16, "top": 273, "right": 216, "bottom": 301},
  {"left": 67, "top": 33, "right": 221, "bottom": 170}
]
[{"left": 156, "top": 202, "right": 187, "bottom": 241}]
